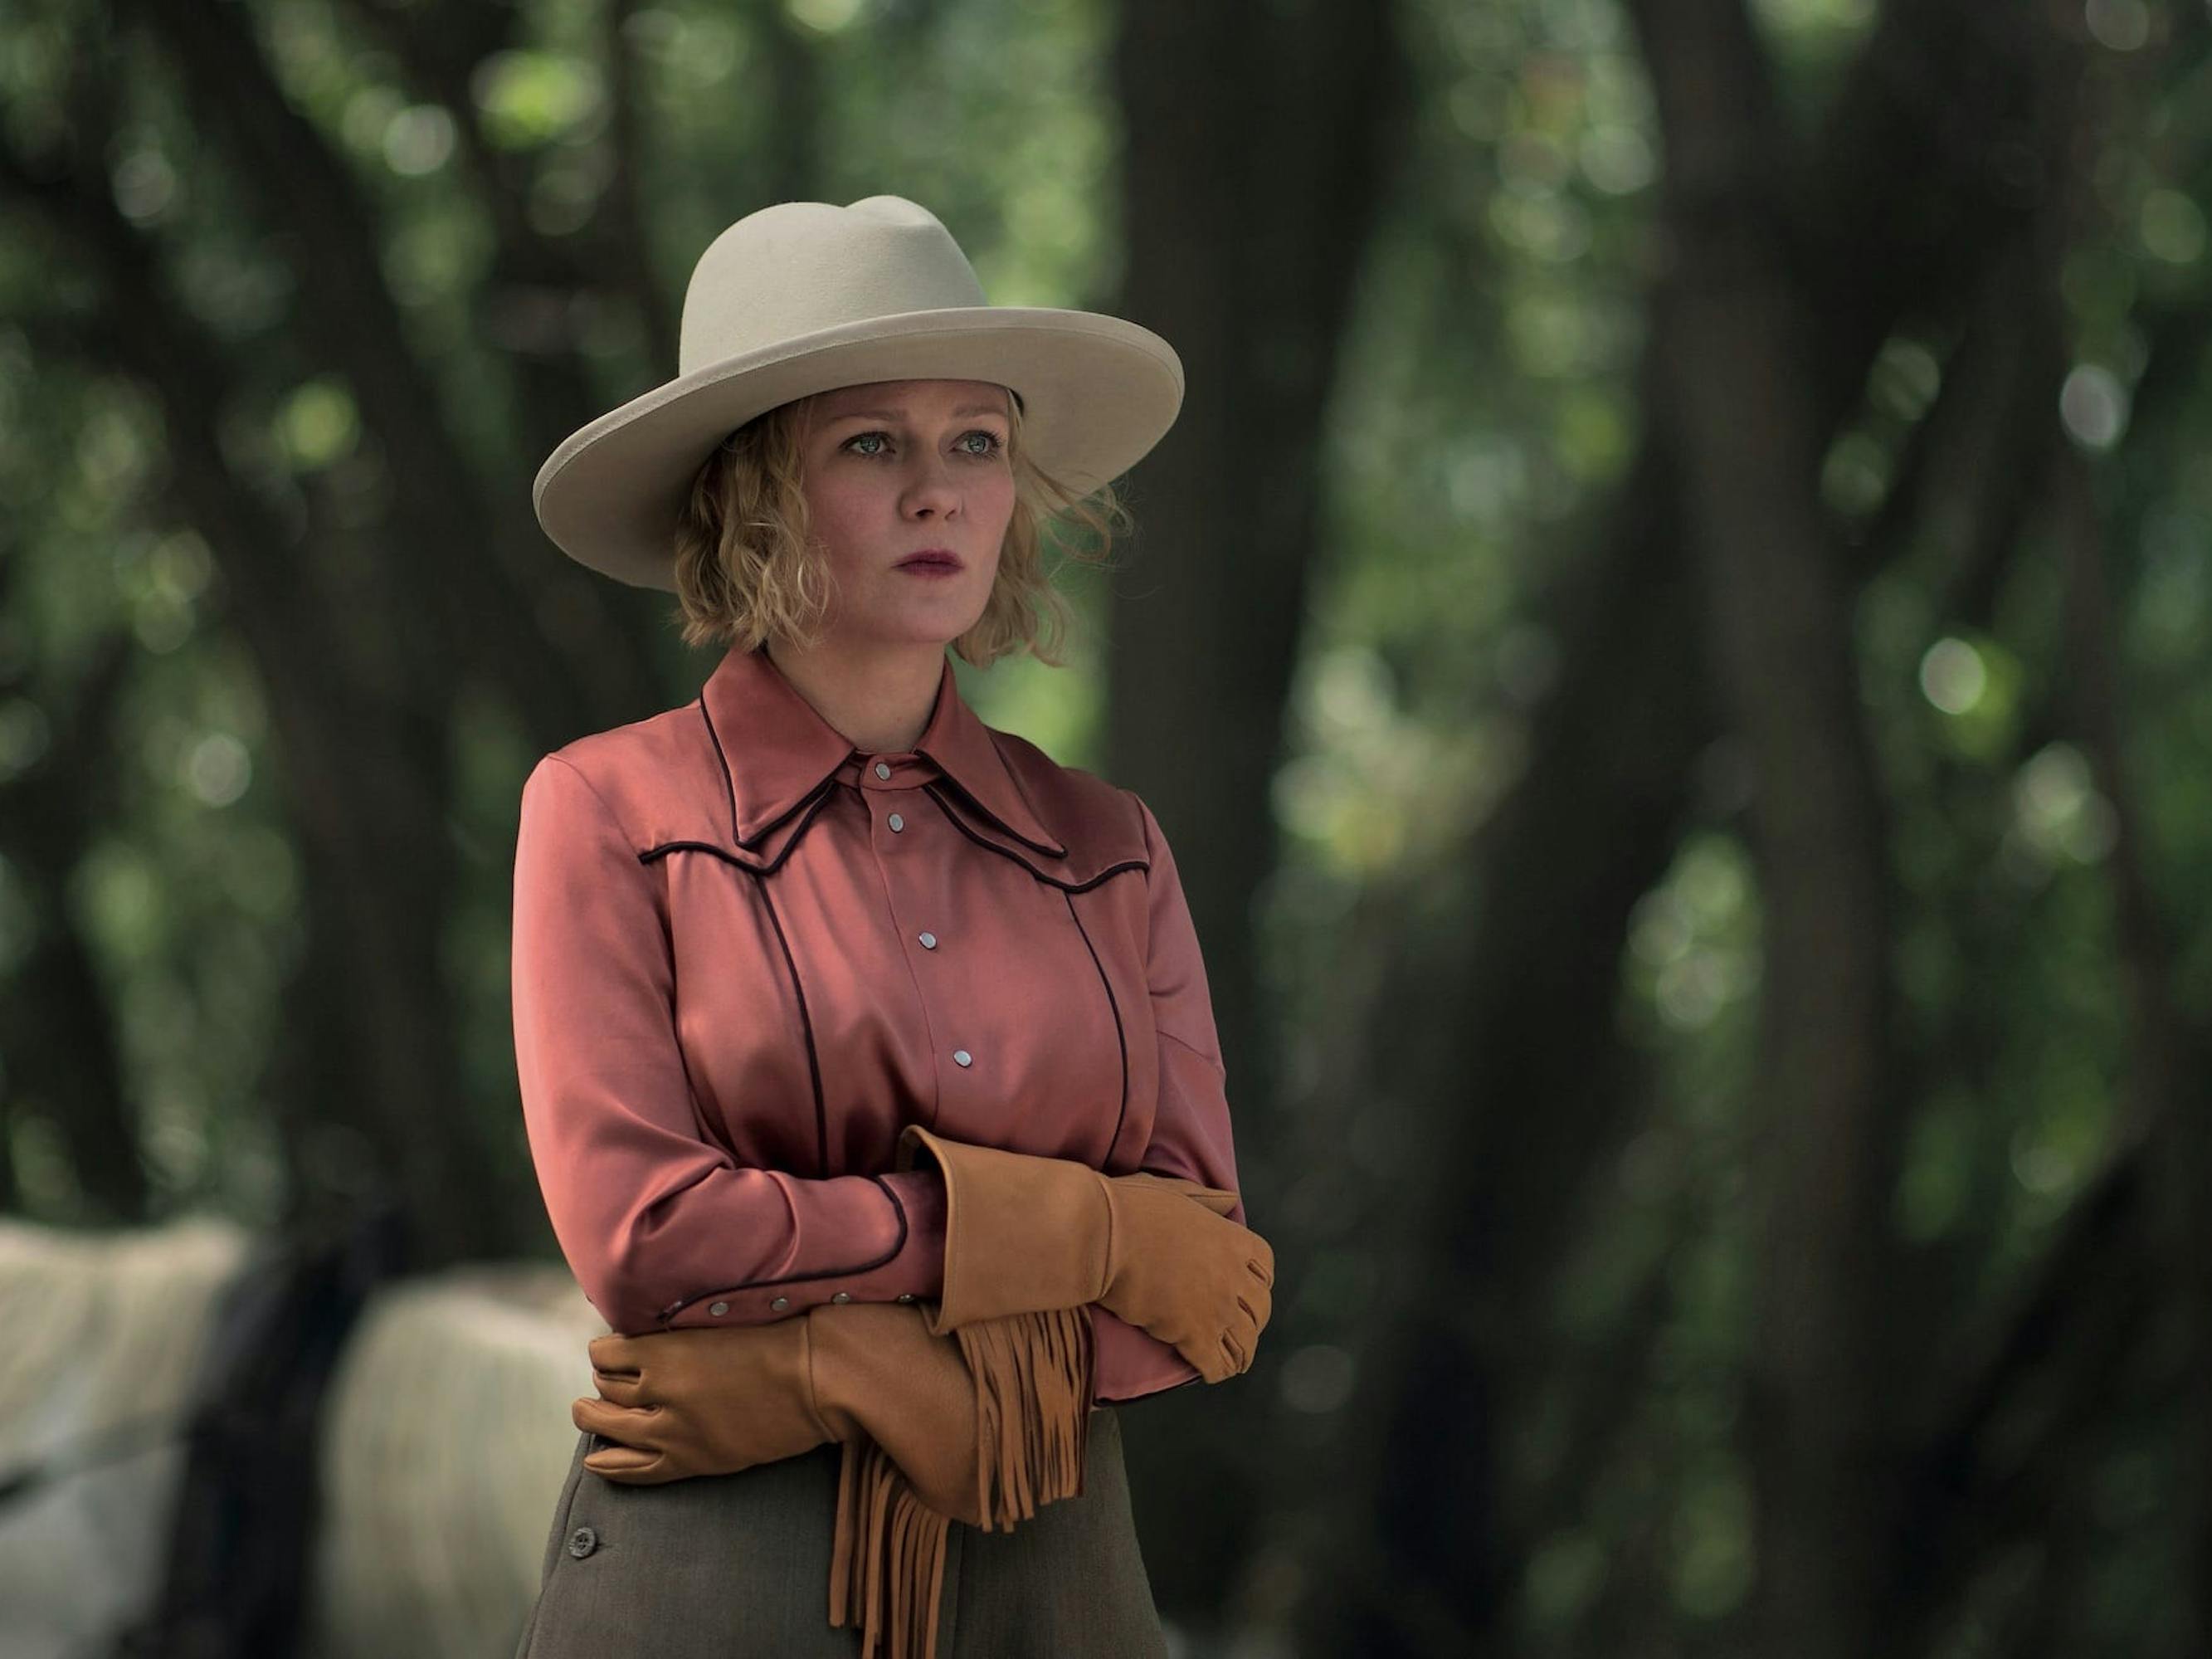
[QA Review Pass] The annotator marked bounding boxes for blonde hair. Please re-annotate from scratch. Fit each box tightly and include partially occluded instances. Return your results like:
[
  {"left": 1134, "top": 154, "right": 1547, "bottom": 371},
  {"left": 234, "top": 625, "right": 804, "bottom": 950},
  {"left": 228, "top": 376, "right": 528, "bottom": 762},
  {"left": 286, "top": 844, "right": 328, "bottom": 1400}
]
[{"left": 670, "top": 388, "right": 1131, "bottom": 668}]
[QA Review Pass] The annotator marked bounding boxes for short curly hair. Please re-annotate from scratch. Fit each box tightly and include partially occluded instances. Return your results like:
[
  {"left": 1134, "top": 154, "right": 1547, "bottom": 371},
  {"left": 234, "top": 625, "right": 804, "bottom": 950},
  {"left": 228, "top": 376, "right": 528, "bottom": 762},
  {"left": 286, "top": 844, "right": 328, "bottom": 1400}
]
[{"left": 670, "top": 388, "right": 1130, "bottom": 669}]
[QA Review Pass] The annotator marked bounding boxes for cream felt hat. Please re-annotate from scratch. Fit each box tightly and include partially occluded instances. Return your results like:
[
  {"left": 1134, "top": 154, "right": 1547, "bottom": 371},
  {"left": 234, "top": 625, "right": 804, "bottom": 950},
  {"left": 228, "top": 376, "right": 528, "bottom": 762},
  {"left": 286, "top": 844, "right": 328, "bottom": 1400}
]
[{"left": 531, "top": 194, "right": 1185, "bottom": 589}]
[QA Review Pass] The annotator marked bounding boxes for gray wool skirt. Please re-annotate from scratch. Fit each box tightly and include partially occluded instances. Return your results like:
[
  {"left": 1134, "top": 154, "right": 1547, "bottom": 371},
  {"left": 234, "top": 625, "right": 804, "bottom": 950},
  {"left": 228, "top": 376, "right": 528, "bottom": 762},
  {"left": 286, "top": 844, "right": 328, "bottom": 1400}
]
[{"left": 511, "top": 1404, "right": 1168, "bottom": 1658}]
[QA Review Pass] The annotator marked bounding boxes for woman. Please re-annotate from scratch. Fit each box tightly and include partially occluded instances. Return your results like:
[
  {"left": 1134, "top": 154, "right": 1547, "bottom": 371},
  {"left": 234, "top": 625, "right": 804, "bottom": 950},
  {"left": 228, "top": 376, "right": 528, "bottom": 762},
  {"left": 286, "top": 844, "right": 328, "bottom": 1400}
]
[{"left": 509, "top": 197, "right": 1275, "bottom": 1659}]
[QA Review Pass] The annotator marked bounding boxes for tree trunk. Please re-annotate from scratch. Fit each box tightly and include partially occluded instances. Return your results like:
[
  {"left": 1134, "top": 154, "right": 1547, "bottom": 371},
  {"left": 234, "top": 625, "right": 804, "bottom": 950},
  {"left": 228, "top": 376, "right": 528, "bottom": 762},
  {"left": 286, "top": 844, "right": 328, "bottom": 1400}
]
[
  {"left": 1632, "top": 4, "right": 1903, "bottom": 1645},
  {"left": 1299, "top": 1, "right": 2080, "bottom": 1649},
  {"left": 1107, "top": 0, "right": 1409, "bottom": 1624}
]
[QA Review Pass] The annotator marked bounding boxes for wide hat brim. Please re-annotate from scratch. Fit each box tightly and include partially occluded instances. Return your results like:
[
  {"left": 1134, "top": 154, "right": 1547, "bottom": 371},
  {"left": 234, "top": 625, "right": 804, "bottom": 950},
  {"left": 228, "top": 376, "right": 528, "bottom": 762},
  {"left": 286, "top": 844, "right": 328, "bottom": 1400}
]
[{"left": 532, "top": 306, "right": 1184, "bottom": 590}]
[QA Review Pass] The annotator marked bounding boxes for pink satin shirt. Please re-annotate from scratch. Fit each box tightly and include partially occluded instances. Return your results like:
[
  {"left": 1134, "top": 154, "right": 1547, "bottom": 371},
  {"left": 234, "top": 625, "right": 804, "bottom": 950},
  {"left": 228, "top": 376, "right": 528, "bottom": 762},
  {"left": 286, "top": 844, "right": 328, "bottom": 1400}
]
[{"left": 509, "top": 640, "right": 1249, "bottom": 1406}]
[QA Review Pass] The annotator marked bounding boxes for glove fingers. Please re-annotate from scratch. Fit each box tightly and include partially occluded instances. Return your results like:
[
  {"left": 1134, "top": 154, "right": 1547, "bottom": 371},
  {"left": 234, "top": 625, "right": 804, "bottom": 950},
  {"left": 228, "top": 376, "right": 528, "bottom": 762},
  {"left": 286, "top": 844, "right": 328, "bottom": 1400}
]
[
  {"left": 591, "top": 1369, "right": 653, "bottom": 1408},
  {"left": 1193, "top": 1277, "right": 1268, "bottom": 1382},
  {"left": 587, "top": 1333, "right": 643, "bottom": 1375},
  {"left": 1198, "top": 1336, "right": 1237, "bottom": 1383},
  {"left": 572, "top": 1393, "right": 657, "bottom": 1442},
  {"left": 1228, "top": 1295, "right": 1260, "bottom": 1369},
  {"left": 1240, "top": 1278, "right": 1272, "bottom": 1333},
  {"left": 583, "top": 1440, "right": 668, "bottom": 1482}
]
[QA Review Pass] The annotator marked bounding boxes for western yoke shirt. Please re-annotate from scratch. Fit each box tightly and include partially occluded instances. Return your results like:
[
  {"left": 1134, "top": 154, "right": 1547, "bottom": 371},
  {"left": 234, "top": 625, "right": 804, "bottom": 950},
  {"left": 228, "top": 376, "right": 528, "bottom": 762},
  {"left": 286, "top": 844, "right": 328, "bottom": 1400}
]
[{"left": 510, "top": 640, "right": 1249, "bottom": 1404}]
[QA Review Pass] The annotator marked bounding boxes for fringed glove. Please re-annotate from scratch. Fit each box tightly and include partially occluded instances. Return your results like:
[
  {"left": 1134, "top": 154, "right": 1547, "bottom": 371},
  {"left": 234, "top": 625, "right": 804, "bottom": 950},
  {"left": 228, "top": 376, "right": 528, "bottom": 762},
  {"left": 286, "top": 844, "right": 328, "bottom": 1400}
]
[
  {"left": 894, "top": 1123, "right": 1275, "bottom": 1383},
  {"left": 569, "top": 1300, "right": 1093, "bottom": 1659}
]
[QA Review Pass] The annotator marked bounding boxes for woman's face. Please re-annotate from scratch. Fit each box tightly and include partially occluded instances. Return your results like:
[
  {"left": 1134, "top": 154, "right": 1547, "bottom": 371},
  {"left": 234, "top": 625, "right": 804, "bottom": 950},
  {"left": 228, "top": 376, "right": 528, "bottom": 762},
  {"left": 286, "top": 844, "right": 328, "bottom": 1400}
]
[{"left": 795, "top": 377, "right": 1016, "bottom": 652}]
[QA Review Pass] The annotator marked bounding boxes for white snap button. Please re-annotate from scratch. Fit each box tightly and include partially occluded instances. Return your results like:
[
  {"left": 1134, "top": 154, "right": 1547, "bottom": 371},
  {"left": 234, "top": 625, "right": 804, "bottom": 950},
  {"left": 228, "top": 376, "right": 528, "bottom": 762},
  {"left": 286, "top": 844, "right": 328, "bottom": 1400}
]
[
  {"left": 918, "top": 932, "right": 937, "bottom": 949},
  {"left": 875, "top": 761, "right": 891, "bottom": 779},
  {"left": 771, "top": 1295, "right": 789, "bottom": 1310},
  {"left": 889, "top": 813, "right": 904, "bottom": 832},
  {"left": 831, "top": 1291, "right": 851, "bottom": 1304},
  {"left": 953, "top": 1049, "right": 972, "bottom": 1067},
  {"left": 709, "top": 1300, "right": 728, "bottom": 1316}
]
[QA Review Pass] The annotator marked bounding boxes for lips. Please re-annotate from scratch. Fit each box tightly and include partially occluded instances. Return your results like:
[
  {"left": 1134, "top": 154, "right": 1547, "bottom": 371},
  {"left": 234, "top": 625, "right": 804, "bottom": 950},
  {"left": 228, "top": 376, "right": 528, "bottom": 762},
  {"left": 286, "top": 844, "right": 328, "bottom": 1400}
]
[{"left": 897, "top": 549, "right": 962, "bottom": 571}]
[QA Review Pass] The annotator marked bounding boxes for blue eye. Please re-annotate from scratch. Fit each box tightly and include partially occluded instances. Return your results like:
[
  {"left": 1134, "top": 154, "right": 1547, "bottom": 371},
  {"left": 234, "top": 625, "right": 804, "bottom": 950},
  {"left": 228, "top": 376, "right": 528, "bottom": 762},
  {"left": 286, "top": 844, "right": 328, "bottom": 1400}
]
[{"left": 842, "top": 429, "right": 1005, "bottom": 459}]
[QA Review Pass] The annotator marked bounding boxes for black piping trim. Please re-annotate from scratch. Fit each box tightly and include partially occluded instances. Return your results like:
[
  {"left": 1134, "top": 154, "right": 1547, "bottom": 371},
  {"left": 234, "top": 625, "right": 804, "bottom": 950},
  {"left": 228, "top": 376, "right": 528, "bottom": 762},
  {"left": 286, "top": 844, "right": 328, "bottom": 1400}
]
[
  {"left": 740, "top": 773, "right": 840, "bottom": 852},
  {"left": 655, "top": 1174, "right": 913, "bottom": 1325},
  {"left": 752, "top": 871, "right": 830, "bottom": 1180},
  {"left": 696, "top": 696, "right": 847, "bottom": 851},
  {"left": 697, "top": 696, "right": 739, "bottom": 842},
  {"left": 636, "top": 783, "right": 837, "bottom": 875},
  {"left": 1065, "top": 888, "right": 1132, "bottom": 1161},
  {"left": 924, "top": 765, "right": 1068, "bottom": 856},
  {"left": 637, "top": 840, "right": 740, "bottom": 865},
  {"left": 922, "top": 781, "right": 1147, "bottom": 891}
]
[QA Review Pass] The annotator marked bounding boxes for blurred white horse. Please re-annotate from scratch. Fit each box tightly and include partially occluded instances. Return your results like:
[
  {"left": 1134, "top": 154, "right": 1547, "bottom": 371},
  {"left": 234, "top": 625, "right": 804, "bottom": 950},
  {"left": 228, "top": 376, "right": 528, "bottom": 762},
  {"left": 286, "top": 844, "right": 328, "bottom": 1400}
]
[{"left": 0, "top": 1217, "right": 603, "bottom": 1659}]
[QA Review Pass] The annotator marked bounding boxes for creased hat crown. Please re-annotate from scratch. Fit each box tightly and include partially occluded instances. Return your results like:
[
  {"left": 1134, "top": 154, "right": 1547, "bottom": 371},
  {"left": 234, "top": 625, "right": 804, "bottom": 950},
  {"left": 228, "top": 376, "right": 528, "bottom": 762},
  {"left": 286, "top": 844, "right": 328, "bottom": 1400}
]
[{"left": 678, "top": 197, "right": 989, "bottom": 376}]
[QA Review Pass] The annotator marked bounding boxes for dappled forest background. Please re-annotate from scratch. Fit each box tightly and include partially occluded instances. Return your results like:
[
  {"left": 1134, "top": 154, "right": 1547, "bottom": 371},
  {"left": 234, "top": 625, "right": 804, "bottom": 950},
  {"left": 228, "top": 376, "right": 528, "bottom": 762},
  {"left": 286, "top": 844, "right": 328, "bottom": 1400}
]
[{"left": 5, "top": 0, "right": 2212, "bottom": 1654}]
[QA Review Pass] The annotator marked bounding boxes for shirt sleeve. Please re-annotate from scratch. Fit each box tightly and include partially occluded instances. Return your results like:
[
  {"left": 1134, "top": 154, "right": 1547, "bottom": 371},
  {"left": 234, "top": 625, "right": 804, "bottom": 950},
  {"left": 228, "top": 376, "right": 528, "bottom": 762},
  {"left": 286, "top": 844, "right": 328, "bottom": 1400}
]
[
  {"left": 511, "top": 752, "right": 947, "bottom": 1335},
  {"left": 1090, "top": 789, "right": 1251, "bottom": 1405}
]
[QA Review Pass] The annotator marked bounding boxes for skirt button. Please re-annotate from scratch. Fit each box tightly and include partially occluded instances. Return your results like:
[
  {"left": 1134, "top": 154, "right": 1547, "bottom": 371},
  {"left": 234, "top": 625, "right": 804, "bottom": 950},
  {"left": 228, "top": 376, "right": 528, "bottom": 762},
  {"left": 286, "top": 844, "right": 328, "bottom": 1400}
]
[{"left": 567, "top": 1525, "right": 599, "bottom": 1559}]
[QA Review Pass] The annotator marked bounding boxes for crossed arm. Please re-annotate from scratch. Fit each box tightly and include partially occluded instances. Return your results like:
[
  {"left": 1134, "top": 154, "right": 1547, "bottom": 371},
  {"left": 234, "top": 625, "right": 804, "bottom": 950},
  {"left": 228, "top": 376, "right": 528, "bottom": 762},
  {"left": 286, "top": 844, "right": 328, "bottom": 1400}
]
[{"left": 511, "top": 754, "right": 1252, "bottom": 1398}]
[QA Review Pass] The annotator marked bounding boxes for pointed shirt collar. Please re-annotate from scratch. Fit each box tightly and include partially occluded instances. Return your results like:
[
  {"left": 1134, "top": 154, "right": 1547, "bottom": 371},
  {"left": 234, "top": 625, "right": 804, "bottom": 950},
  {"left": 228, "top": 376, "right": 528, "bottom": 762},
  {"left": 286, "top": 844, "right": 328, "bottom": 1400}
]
[{"left": 697, "top": 642, "right": 1067, "bottom": 856}]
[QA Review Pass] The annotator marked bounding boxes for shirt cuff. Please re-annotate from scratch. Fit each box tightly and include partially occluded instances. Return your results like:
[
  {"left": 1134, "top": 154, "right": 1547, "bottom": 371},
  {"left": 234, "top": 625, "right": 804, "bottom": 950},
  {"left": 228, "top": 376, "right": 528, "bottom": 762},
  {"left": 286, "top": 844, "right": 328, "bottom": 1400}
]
[
  {"left": 655, "top": 1166, "right": 948, "bottom": 1328},
  {"left": 1087, "top": 1303, "right": 1201, "bottom": 1406}
]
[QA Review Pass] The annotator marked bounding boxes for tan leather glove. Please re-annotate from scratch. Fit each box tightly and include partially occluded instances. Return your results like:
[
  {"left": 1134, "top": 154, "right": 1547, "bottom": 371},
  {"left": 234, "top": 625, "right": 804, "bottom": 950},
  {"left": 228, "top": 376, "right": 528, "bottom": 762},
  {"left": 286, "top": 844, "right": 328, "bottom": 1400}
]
[
  {"left": 571, "top": 1314, "right": 830, "bottom": 1485},
  {"left": 577, "top": 1300, "right": 1094, "bottom": 1659},
  {"left": 570, "top": 1303, "right": 995, "bottom": 1521},
  {"left": 895, "top": 1123, "right": 1275, "bottom": 1383},
  {"left": 804, "top": 1302, "right": 996, "bottom": 1524}
]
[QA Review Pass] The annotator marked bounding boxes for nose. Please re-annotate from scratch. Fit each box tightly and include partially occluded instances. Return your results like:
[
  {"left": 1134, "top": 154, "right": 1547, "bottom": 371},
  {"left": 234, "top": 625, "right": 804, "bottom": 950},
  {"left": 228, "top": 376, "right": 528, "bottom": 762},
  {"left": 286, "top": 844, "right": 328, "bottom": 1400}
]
[{"left": 901, "top": 449, "right": 961, "bottom": 521}]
